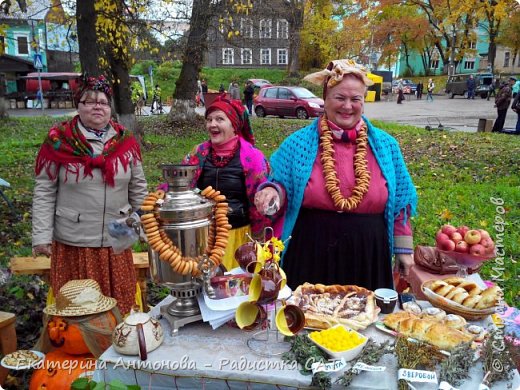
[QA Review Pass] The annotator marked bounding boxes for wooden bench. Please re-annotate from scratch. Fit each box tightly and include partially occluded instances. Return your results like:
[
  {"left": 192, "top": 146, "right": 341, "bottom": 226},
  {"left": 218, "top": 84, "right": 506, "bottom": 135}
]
[
  {"left": 0, "top": 311, "right": 16, "bottom": 385},
  {"left": 9, "top": 253, "right": 150, "bottom": 312}
]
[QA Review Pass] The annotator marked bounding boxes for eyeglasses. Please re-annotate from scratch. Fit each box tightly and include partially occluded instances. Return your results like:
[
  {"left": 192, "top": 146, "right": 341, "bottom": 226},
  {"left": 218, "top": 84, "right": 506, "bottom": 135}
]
[{"left": 80, "top": 100, "right": 111, "bottom": 108}]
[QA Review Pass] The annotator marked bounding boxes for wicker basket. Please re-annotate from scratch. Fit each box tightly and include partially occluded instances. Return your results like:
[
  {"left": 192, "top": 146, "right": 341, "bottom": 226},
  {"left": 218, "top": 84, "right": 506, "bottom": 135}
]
[{"left": 421, "top": 280, "right": 495, "bottom": 320}]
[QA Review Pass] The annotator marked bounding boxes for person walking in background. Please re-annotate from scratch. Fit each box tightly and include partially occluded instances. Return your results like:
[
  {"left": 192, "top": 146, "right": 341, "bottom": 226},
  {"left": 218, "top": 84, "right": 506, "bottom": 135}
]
[
  {"left": 151, "top": 84, "right": 163, "bottom": 114},
  {"left": 229, "top": 82, "right": 241, "bottom": 101},
  {"left": 466, "top": 74, "right": 476, "bottom": 99},
  {"left": 426, "top": 78, "right": 435, "bottom": 102},
  {"left": 492, "top": 77, "right": 515, "bottom": 133},
  {"left": 487, "top": 79, "right": 498, "bottom": 101},
  {"left": 219, "top": 83, "right": 225, "bottom": 94},
  {"left": 201, "top": 79, "right": 208, "bottom": 107},
  {"left": 511, "top": 92, "right": 520, "bottom": 135},
  {"left": 34, "top": 89, "right": 44, "bottom": 108},
  {"left": 396, "top": 79, "right": 405, "bottom": 104},
  {"left": 512, "top": 78, "right": 520, "bottom": 98},
  {"left": 244, "top": 81, "right": 255, "bottom": 115},
  {"left": 416, "top": 82, "right": 423, "bottom": 100}
]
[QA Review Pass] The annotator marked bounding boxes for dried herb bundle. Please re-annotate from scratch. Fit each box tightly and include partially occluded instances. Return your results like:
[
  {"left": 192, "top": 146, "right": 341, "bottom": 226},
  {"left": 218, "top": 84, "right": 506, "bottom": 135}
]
[
  {"left": 481, "top": 329, "right": 515, "bottom": 386},
  {"left": 395, "top": 336, "right": 441, "bottom": 390},
  {"left": 439, "top": 342, "right": 474, "bottom": 386},
  {"left": 282, "top": 334, "right": 331, "bottom": 389},
  {"left": 336, "top": 338, "right": 393, "bottom": 387},
  {"left": 282, "top": 334, "right": 328, "bottom": 375}
]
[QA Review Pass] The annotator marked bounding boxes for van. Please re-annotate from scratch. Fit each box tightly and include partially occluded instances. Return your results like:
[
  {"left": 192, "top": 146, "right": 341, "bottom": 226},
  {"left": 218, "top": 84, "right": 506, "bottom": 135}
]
[{"left": 445, "top": 73, "right": 494, "bottom": 99}]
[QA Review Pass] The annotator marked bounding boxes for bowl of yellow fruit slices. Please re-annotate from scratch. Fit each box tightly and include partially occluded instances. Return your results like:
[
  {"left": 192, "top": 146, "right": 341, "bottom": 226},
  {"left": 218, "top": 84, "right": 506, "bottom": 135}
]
[{"left": 308, "top": 324, "right": 368, "bottom": 361}]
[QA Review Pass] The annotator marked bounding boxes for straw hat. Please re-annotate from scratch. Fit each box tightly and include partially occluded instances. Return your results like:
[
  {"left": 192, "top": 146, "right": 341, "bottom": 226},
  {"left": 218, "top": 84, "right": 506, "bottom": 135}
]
[{"left": 44, "top": 279, "right": 117, "bottom": 316}]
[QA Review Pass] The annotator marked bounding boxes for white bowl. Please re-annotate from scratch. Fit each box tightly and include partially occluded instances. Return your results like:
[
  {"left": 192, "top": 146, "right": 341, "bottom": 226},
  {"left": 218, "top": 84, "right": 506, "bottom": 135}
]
[{"left": 308, "top": 324, "right": 368, "bottom": 361}]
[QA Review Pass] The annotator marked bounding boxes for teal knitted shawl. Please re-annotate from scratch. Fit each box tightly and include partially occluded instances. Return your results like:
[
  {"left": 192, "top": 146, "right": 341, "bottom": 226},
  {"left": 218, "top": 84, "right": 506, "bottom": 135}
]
[{"left": 270, "top": 116, "right": 418, "bottom": 262}]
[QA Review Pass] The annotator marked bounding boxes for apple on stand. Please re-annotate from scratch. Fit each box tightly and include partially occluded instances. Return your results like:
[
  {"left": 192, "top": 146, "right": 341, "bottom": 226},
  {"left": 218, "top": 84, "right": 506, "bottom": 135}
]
[
  {"left": 457, "top": 225, "right": 470, "bottom": 238},
  {"left": 441, "top": 224, "right": 458, "bottom": 236},
  {"left": 464, "top": 230, "right": 482, "bottom": 245},
  {"left": 469, "top": 244, "right": 486, "bottom": 257},
  {"left": 455, "top": 240, "right": 469, "bottom": 253},
  {"left": 450, "top": 232, "right": 463, "bottom": 244}
]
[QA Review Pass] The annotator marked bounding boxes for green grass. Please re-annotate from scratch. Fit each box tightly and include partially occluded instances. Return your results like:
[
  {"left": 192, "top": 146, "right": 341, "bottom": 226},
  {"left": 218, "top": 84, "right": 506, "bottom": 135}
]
[{"left": 0, "top": 115, "right": 518, "bottom": 307}]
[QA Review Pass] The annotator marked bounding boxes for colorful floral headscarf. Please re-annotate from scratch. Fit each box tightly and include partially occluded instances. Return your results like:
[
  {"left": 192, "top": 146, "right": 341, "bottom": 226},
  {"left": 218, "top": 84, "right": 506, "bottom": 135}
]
[
  {"left": 205, "top": 95, "right": 255, "bottom": 145},
  {"left": 304, "top": 59, "right": 374, "bottom": 98},
  {"left": 75, "top": 75, "right": 113, "bottom": 104}
]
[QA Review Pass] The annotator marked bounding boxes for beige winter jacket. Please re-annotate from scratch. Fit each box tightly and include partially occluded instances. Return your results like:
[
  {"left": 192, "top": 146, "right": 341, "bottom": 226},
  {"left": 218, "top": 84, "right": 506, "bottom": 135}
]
[{"left": 32, "top": 122, "right": 148, "bottom": 248}]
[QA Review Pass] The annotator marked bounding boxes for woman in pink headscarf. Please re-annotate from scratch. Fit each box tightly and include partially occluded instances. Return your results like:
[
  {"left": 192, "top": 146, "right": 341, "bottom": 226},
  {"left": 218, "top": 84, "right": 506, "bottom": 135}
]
[{"left": 182, "top": 96, "right": 271, "bottom": 271}]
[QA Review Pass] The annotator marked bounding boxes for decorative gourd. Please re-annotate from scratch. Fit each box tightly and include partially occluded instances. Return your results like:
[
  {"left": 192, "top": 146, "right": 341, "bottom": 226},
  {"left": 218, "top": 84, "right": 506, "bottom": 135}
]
[
  {"left": 29, "top": 350, "right": 95, "bottom": 390},
  {"left": 47, "top": 311, "right": 117, "bottom": 355}
]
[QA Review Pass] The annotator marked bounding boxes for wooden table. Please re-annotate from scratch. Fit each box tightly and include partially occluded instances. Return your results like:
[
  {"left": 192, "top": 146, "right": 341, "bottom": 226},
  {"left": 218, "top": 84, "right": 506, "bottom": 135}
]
[{"left": 9, "top": 252, "right": 150, "bottom": 310}]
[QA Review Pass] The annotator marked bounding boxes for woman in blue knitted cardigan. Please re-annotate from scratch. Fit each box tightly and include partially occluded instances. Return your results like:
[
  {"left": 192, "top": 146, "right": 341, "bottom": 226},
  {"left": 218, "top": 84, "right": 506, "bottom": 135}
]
[{"left": 254, "top": 60, "right": 417, "bottom": 291}]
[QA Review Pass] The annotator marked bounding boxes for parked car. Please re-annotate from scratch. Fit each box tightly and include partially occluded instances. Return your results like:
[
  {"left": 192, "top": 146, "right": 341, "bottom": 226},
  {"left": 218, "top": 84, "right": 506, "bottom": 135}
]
[
  {"left": 391, "top": 79, "right": 417, "bottom": 94},
  {"left": 445, "top": 73, "right": 494, "bottom": 99},
  {"left": 254, "top": 86, "right": 324, "bottom": 119}
]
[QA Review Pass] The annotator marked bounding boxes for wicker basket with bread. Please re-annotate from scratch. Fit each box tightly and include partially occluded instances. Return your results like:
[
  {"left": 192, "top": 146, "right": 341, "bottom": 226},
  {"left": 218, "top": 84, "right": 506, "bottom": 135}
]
[{"left": 421, "top": 277, "right": 501, "bottom": 320}]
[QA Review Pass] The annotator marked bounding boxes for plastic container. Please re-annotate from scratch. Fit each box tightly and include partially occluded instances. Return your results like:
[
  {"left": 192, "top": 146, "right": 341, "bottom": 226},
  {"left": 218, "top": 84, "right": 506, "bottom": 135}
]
[{"left": 308, "top": 325, "right": 367, "bottom": 361}]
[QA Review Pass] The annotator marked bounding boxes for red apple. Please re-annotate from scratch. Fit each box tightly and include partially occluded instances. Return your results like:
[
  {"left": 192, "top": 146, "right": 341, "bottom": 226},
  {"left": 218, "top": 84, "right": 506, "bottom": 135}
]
[
  {"left": 480, "top": 237, "right": 495, "bottom": 252},
  {"left": 457, "top": 225, "right": 470, "bottom": 237},
  {"left": 478, "top": 229, "right": 491, "bottom": 240},
  {"left": 438, "top": 238, "right": 456, "bottom": 252},
  {"left": 441, "top": 224, "right": 457, "bottom": 236},
  {"left": 436, "top": 232, "right": 450, "bottom": 246},
  {"left": 464, "top": 230, "right": 482, "bottom": 245},
  {"left": 469, "top": 244, "right": 485, "bottom": 257},
  {"left": 450, "top": 232, "right": 463, "bottom": 244},
  {"left": 455, "top": 240, "right": 469, "bottom": 253}
]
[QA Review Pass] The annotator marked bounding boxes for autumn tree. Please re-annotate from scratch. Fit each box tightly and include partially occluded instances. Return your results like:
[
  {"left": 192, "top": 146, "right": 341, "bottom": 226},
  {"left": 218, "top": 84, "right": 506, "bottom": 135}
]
[{"left": 496, "top": 5, "right": 520, "bottom": 66}]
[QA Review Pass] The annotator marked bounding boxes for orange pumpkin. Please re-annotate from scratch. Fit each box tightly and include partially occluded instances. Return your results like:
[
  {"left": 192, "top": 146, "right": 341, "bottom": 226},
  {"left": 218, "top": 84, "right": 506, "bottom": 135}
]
[
  {"left": 29, "top": 350, "right": 96, "bottom": 390},
  {"left": 48, "top": 311, "right": 117, "bottom": 355}
]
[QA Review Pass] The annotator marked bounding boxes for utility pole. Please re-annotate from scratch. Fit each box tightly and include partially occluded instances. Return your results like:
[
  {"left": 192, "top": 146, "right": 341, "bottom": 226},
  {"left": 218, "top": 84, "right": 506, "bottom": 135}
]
[{"left": 448, "top": 27, "right": 456, "bottom": 76}]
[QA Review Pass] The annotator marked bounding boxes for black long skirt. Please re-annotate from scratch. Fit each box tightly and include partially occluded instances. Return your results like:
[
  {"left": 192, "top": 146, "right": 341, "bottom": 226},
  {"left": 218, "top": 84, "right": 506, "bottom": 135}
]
[{"left": 283, "top": 208, "right": 393, "bottom": 291}]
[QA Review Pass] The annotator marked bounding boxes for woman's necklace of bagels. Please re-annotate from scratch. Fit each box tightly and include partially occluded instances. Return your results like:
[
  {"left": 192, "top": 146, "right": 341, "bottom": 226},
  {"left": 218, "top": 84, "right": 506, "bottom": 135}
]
[
  {"left": 319, "top": 114, "right": 371, "bottom": 211},
  {"left": 140, "top": 187, "right": 231, "bottom": 276}
]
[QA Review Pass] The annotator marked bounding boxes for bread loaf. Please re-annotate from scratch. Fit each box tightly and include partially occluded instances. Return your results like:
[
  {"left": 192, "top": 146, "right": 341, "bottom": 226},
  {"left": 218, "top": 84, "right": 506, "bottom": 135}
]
[{"left": 427, "top": 278, "right": 500, "bottom": 309}]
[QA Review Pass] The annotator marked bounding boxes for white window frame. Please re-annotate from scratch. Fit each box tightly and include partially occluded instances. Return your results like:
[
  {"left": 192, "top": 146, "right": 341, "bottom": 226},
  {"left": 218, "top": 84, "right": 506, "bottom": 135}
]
[
  {"left": 222, "top": 48, "right": 234, "bottom": 65},
  {"left": 241, "top": 48, "right": 252, "bottom": 65},
  {"left": 429, "top": 59, "right": 439, "bottom": 69},
  {"left": 468, "top": 41, "right": 476, "bottom": 49},
  {"left": 504, "top": 52, "right": 510, "bottom": 68},
  {"left": 240, "top": 18, "right": 253, "bottom": 38},
  {"left": 260, "top": 48, "right": 271, "bottom": 65},
  {"left": 277, "top": 19, "right": 288, "bottom": 39},
  {"left": 14, "top": 34, "right": 29, "bottom": 55},
  {"left": 259, "top": 19, "right": 272, "bottom": 39},
  {"left": 277, "top": 48, "right": 288, "bottom": 65},
  {"left": 463, "top": 60, "right": 475, "bottom": 70}
]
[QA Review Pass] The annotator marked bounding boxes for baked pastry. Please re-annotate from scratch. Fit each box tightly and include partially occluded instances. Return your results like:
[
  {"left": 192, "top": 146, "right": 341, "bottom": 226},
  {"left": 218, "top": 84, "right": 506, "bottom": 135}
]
[
  {"left": 443, "top": 314, "right": 467, "bottom": 330},
  {"left": 383, "top": 312, "right": 473, "bottom": 350},
  {"left": 2, "top": 350, "right": 41, "bottom": 367},
  {"left": 426, "top": 278, "right": 500, "bottom": 310},
  {"left": 421, "top": 307, "right": 446, "bottom": 321},
  {"left": 288, "top": 283, "right": 379, "bottom": 330}
]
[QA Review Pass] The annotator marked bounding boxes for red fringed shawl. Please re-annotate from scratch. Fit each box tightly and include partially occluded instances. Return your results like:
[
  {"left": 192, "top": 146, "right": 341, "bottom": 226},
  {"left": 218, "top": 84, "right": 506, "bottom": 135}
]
[{"left": 35, "top": 115, "right": 142, "bottom": 187}]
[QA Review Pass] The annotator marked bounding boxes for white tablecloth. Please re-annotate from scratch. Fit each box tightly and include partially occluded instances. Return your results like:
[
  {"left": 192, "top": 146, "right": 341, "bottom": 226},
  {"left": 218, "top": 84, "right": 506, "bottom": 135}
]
[{"left": 93, "top": 296, "right": 519, "bottom": 389}]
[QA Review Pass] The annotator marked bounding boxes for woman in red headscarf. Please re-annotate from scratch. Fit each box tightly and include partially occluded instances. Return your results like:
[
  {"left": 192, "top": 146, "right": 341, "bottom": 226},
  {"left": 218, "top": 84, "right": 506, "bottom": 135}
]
[
  {"left": 32, "top": 75, "right": 148, "bottom": 315},
  {"left": 182, "top": 96, "right": 271, "bottom": 271}
]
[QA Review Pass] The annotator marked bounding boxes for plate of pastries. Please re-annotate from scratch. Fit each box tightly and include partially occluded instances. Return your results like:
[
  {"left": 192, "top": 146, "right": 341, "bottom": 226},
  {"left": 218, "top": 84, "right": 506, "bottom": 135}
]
[
  {"left": 378, "top": 310, "right": 485, "bottom": 353},
  {"left": 421, "top": 277, "right": 501, "bottom": 320}
]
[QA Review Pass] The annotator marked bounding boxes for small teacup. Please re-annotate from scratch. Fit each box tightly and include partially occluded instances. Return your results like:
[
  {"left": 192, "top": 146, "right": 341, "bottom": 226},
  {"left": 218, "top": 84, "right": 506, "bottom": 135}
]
[
  {"left": 275, "top": 302, "right": 305, "bottom": 336},
  {"left": 235, "top": 301, "right": 266, "bottom": 331},
  {"left": 259, "top": 262, "right": 287, "bottom": 290},
  {"left": 249, "top": 273, "right": 280, "bottom": 305},
  {"left": 235, "top": 242, "right": 258, "bottom": 273},
  {"left": 374, "top": 288, "right": 398, "bottom": 314}
]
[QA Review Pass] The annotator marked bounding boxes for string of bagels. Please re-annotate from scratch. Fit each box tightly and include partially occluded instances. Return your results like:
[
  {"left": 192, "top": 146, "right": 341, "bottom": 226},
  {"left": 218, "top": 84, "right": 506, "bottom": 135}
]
[{"left": 140, "top": 186, "right": 231, "bottom": 276}]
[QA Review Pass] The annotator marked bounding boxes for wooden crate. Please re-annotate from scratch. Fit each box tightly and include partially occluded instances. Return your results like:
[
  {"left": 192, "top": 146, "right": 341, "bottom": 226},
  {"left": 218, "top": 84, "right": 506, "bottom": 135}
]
[
  {"left": 58, "top": 101, "right": 66, "bottom": 109},
  {"left": 9, "top": 99, "right": 16, "bottom": 109},
  {"left": 50, "top": 100, "right": 58, "bottom": 108},
  {"left": 65, "top": 101, "right": 73, "bottom": 108},
  {"left": 16, "top": 101, "right": 25, "bottom": 109}
]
